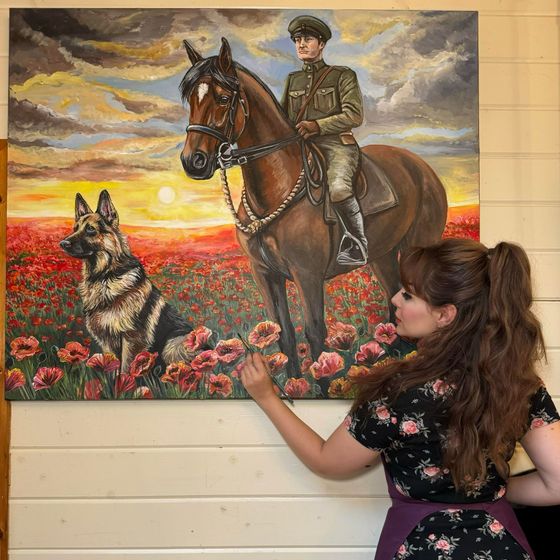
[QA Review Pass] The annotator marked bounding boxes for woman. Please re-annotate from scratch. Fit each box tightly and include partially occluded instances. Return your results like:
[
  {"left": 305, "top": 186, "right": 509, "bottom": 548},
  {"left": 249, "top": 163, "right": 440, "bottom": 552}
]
[{"left": 240, "top": 238, "right": 560, "bottom": 560}]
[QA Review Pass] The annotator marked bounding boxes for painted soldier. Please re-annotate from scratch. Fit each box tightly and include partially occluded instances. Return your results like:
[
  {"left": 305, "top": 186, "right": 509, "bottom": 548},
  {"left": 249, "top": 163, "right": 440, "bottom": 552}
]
[{"left": 281, "top": 15, "right": 366, "bottom": 266}]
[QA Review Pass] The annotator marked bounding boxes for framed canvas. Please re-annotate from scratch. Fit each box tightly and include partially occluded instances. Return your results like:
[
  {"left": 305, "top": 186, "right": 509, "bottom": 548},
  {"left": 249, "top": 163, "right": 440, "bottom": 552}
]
[{"left": 5, "top": 8, "right": 479, "bottom": 400}]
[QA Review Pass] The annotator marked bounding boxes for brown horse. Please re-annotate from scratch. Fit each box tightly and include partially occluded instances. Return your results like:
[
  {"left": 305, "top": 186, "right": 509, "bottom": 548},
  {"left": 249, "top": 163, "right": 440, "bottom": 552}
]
[{"left": 179, "top": 38, "right": 447, "bottom": 382}]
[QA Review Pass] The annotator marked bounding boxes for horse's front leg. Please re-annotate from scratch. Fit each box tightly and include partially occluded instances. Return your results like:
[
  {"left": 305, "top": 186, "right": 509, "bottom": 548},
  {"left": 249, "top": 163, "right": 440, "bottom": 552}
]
[
  {"left": 291, "top": 271, "right": 329, "bottom": 396},
  {"left": 251, "top": 264, "right": 300, "bottom": 378}
]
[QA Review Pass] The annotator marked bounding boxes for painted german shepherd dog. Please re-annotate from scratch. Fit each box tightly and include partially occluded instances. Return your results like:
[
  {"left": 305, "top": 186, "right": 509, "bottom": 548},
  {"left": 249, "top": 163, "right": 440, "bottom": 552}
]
[{"left": 60, "top": 190, "right": 194, "bottom": 373}]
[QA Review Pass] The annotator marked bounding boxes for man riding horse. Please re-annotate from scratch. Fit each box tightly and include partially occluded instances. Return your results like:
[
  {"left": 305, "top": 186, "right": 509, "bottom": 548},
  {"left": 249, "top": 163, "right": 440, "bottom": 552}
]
[{"left": 281, "top": 15, "right": 367, "bottom": 267}]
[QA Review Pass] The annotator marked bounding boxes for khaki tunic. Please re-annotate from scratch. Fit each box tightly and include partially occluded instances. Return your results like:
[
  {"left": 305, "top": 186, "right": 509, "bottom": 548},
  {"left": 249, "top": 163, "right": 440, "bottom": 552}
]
[{"left": 281, "top": 59, "right": 363, "bottom": 202}]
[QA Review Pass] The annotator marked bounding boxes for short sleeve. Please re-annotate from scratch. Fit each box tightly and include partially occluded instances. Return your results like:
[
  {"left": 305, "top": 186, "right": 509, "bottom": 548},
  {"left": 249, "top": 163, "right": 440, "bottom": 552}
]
[
  {"left": 526, "top": 385, "right": 560, "bottom": 431},
  {"left": 345, "top": 399, "right": 399, "bottom": 452}
]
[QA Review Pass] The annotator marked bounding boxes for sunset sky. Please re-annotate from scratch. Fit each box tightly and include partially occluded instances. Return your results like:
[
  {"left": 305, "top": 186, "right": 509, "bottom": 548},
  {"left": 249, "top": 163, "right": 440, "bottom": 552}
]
[{"left": 8, "top": 9, "right": 479, "bottom": 229}]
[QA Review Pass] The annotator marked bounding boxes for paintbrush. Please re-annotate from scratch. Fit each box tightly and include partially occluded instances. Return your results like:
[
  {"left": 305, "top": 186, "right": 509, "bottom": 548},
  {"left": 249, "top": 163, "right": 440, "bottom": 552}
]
[{"left": 237, "top": 332, "right": 295, "bottom": 405}]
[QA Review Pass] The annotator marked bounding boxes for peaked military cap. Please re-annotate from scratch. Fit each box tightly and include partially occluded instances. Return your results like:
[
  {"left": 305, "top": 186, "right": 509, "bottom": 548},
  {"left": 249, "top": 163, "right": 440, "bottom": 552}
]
[{"left": 288, "top": 15, "right": 332, "bottom": 42}]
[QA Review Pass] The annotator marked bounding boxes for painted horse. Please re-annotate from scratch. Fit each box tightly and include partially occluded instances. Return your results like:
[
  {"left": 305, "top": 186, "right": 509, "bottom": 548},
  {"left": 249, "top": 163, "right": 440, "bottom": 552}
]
[{"left": 179, "top": 38, "right": 447, "bottom": 381}]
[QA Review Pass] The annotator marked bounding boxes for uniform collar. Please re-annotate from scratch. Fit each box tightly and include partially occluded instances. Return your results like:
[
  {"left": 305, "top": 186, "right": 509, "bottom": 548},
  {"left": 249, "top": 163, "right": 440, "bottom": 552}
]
[{"left": 301, "top": 59, "right": 327, "bottom": 73}]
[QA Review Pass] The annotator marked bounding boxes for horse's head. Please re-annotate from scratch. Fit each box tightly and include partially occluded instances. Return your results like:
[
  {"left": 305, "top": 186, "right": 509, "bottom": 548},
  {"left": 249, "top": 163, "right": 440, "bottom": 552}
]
[{"left": 179, "top": 38, "right": 249, "bottom": 180}]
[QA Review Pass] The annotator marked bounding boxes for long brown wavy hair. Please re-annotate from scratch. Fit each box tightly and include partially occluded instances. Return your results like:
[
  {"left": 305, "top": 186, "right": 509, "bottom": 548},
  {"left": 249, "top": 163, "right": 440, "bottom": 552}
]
[{"left": 350, "top": 238, "right": 546, "bottom": 491}]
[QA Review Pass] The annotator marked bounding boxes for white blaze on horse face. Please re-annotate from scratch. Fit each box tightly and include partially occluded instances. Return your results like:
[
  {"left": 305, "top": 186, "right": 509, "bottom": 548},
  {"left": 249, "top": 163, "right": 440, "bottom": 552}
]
[{"left": 197, "top": 83, "right": 209, "bottom": 103}]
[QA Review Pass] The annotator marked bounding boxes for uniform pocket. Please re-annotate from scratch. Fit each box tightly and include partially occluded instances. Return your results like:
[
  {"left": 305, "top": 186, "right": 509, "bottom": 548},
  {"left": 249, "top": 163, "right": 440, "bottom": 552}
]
[
  {"left": 288, "top": 90, "right": 306, "bottom": 116},
  {"left": 313, "top": 86, "right": 336, "bottom": 114}
]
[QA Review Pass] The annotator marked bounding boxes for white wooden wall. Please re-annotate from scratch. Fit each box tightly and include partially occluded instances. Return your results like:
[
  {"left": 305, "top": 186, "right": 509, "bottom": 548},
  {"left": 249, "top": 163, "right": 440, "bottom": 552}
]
[{"left": 1, "top": 0, "right": 559, "bottom": 558}]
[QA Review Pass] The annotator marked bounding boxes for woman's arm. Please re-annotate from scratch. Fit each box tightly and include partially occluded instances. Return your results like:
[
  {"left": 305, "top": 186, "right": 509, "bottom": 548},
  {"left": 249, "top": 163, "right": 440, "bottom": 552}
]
[
  {"left": 506, "top": 421, "right": 560, "bottom": 506},
  {"left": 241, "top": 352, "right": 379, "bottom": 479}
]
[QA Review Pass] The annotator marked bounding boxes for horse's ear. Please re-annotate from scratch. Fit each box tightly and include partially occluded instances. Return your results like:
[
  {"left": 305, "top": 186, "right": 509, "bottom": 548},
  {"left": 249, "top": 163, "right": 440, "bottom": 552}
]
[
  {"left": 75, "top": 193, "right": 92, "bottom": 221},
  {"left": 217, "top": 37, "right": 233, "bottom": 74},
  {"left": 96, "top": 189, "right": 119, "bottom": 227},
  {"left": 183, "top": 40, "right": 202, "bottom": 66}
]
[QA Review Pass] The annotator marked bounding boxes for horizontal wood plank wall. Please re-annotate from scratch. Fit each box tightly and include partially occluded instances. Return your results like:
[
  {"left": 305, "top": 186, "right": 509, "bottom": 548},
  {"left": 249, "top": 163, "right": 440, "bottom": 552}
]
[{"left": 1, "top": 1, "right": 559, "bottom": 558}]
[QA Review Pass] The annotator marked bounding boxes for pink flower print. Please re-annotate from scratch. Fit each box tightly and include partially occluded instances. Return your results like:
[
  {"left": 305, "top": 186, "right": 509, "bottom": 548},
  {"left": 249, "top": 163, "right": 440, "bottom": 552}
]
[
  {"left": 428, "top": 534, "right": 436, "bottom": 541},
  {"left": 489, "top": 519, "right": 504, "bottom": 535},
  {"left": 496, "top": 486, "right": 506, "bottom": 499},
  {"left": 530, "top": 417, "right": 546, "bottom": 429},
  {"left": 397, "top": 544, "right": 407, "bottom": 556},
  {"left": 374, "top": 322, "right": 397, "bottom": 345},
  {"left": 432, "top": 379, "right": 449, "bottom": 395},
  {"left": 401, "top": 420, "right": 419, "bottom": 435},
  {"left": 423, "top": 466, "right": 441, "bottom": 477},
  {"left": 343, "top": 415, "right": 352, "bottom": 429},
  {"left": 375, "top": 405, "right": 390, "bottom": 420},
  {"left": 435, "top": 539, "right": 450, "bottom": 551}
]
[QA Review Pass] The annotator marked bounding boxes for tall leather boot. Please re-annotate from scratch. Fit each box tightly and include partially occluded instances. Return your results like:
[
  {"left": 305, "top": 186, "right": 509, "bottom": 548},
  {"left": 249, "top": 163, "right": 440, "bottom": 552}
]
[{"left": 334, "top": 196, "right": 368, "bottom": 266}]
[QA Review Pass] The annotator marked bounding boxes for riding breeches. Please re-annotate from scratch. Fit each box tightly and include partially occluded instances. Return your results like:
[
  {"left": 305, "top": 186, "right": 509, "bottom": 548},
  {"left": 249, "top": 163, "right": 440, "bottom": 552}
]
[{"left": 313, "top": 136, "right": 360, "bottom": 203}]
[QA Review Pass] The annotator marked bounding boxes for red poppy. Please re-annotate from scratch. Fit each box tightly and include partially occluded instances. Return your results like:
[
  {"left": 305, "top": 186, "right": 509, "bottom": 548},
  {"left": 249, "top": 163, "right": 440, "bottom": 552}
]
[
  {"left": 57, "top": 341, "right": 89, "bottom": 364},
  {"left": 84, "top": 379, "right": 103, "bottom": 400},
  {"left": 32, "top": 367, "right": 64, "bottom": 391},
  {"left": 248, "top": 321, "right": 281, "bottom": 349},
  {"left": 10, "top": 336, "right": 41, "bottom": 361},
  {"left": 265, "top": 352, "right": 289, "bottom": 374},
  {"left": 309, "top": 352, "right": 344, "bottom": 380},
  {"left": 374, "top": 322, "right": 398, "bottom": 345},
  {"left": 86, "top": 353, "right": 121, "bottom": 374},
  {"left": 215, "top": 338, "right": 245, "bottom": 364},
  {"left": 178, "top": 368, "right": 203, "bottom": 393},
  {"left": 183, "top": 326, "right": 212, "bottom": 352},
  {"left": 5, "top": 368, "right": 26, "bottom": 392},
  {"left": 284, "top": 377, "right": 310, "bottom": 398},
  {"left": 133, "top": 387, "right": 153, "bottom": 399},
  {"left": 191, "top": 350, "right": 219, "bottom": 372},
  {"left": 207, "top": 373, "right": 233, "bottom": 398},
  {"left": 297, "top": 343, "right": 309, "bottom": 358},
  {"left": 328, "top": 378, "right": 354, "bottom": 398},
  {"left": 355, "top": 341, "right": 385, "bottom": 365},
  {"left": 115, "top": 374, "right": 137, "bottom": 396},
  {"left": 325, "top": 322, "right": 357, "bottom": 351},
  {"left": 128, "top": 351, "right": 158, "bottom": 377},
  {"left": 161, "top": 361, "right": 191, "bottom": 384}
]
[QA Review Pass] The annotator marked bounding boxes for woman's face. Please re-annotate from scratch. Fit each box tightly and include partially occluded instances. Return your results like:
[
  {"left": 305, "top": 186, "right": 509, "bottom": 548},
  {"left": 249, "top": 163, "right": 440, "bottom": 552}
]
[{"left": 391, "top": 287, "right": 443, "bottom": 340}]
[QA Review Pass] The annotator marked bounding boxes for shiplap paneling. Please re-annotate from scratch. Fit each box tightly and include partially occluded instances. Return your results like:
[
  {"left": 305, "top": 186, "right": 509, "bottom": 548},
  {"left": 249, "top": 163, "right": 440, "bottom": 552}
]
[
  {"left": 9, "top": 549, "right": 377, "bottom": 560},
  {"left": 8, "top": 497, "right": 391, "bottom": 548}
]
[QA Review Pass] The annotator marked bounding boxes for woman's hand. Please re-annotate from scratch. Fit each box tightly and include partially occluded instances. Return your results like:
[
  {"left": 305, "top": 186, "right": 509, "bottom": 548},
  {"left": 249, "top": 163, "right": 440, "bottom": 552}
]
[{"left": 240, "top": 353, "right": 277, "bottom": 404}]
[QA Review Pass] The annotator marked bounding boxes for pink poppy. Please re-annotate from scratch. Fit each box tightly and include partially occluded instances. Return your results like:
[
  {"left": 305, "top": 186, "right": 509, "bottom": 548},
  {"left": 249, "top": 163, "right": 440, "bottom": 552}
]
[
  {"left": 231, "top": 360, "right": 246, "bottom": 379},
  {"left": 328, "top": 378, "right": 354, "bottom": 398},
  {"left": 191, "top": 350, "right": 219, "bottom": 372},
  {"left": 284, "top": 378, "right": 310, "bottom": 398},
  {"left": 309, "top": 352, "right": 344, "bottom": 380},
  {"left": 207, "top": 373, "right": 233, "bottom": 398},
  {"left": 248, "top": 321, "right": 281, "bottom": 349},
  {"left": 5, "top": 368, "right": 26, "bottom": 392},
  {"left": 297, "top": 343, "right": 309, "bottom": 358},
  {"left": 374, "top": 322, "right": 398, "bottom": 345},
  {"left": 325, "top": 322, "right": 357, "bottom": 351},
  {"left": 401, "top": 420, "right": 419, "bottom": 435},
  {"left": 178, "top": 368, "right": 203, "bottom": 393},
  {"left": 133, "top": 387, "right": 153, "bottom": 399},
  {"left": 86, "top": 353, "right": 120, "bottom": 374},
  {"left": 265, "top": 352, "right": 289, "bottom": 374},
  {"left": 355, "top": 341, "right": 384, "bottom": 365},
  {"left": 183, "top": 326, "right": 212, "bottom": 352},
  {"left": 215, "top": 338, "right": 245, "bottom": 364},
  {"left": 57, "top": 341, "right": 89, "bottom": 364},
  {"left": 114, "top": 374, "right": 136, "bottom": 396},
  {"left": 300, "top": 357, "right": 313, "bottom": 374},
  {"left": 84, "top": 379, "right": 103, "bottom": 400},
  {"left": 128, "top": 351, "right": 158, "bottom": 377},
  {"left": 32, "top": 367, "right": 64, "bottom": 391},
  {"left": 161, "top": 362, "right": 191, "bottom": 384},
  {"left": 10, "top": 336, "right": 41, "bottom": 361}
]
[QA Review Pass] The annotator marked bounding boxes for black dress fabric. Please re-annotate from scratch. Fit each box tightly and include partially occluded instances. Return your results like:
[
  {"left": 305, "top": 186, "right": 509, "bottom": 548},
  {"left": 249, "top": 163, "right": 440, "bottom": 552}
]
[{"left": 347, "top": 378, "right": 560, "bottom": 560}]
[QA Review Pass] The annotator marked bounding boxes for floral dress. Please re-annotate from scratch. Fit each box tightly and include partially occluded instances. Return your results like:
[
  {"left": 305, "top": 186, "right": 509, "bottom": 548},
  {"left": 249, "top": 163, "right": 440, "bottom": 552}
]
[{"left": 346, "top": 380, "right": 560, "bottom": 560}]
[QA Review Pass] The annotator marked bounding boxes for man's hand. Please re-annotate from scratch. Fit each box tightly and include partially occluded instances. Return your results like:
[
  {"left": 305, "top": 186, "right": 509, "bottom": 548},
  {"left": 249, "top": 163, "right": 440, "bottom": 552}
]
[{"left": 296, "top": 120, "right": 320, "bottom": 139}]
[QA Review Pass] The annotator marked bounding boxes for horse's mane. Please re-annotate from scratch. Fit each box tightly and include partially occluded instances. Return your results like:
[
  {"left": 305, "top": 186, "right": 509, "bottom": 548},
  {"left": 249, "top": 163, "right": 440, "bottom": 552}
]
[{"left": 180, "top": 56, "right": 289, "bottom": 121}]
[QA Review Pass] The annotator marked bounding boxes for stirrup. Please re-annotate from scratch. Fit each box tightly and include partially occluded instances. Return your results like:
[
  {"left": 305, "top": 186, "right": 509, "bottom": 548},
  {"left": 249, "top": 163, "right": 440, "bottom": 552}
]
[{"left": 336, "top": 232, "right": 368, "bottom": 266}]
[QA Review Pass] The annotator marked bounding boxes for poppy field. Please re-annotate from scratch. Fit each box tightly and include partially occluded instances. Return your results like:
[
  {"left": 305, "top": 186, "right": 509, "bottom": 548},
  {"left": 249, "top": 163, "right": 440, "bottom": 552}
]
[{"left": 4, "top": 208, "right": 477, "bottom": 400}]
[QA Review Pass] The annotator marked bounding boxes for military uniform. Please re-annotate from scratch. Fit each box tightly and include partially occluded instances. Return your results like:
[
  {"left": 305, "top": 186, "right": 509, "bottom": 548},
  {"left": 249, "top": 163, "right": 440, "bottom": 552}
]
[{"left": 282, "top": 15, "right": 367, "bottom": 266}]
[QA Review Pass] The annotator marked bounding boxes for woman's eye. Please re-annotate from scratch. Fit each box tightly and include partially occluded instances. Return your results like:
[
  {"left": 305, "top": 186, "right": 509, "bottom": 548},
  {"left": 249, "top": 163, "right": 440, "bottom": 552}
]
[{"left": 401, "top": 290, "right": 412, "bottom": 301}]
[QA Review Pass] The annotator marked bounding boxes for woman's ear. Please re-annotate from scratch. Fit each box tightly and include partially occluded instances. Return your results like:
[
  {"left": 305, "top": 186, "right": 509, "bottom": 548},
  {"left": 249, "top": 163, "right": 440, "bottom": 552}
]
[{"left": 436, "top": 304, "right": 457, "bottom": 327}]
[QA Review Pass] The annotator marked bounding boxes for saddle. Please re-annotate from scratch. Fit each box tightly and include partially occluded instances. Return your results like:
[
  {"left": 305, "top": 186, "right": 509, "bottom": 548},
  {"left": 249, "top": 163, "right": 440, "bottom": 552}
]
[{"left": 306, "top": 143, "right": 399, "bottom": 225}]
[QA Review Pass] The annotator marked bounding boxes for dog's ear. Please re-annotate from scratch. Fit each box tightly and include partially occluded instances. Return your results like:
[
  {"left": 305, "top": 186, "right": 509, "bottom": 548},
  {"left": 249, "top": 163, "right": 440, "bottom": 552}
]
[
  {"left": 96, "top": 190, "right": 119, "bottom": 227},
  {"left": 75, "top": 193, "right": 93, "bottom": 221}
]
